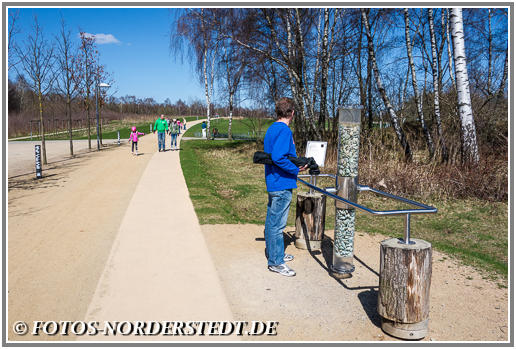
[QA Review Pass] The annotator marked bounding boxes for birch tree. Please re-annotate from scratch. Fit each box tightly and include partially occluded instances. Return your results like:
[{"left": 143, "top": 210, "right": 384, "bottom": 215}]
[
  {"left": 487, "top": 9, "right": 493, "bottom": 95},
  {"left": 404, "top": 8, "right": 435, "bottom": 159},
  {"left": 15, "top": 16, "right": 56, "bottom": 165},
  {"left": 445, "top": 9, "right": 456, "bottom": 89},
  {"left": 496, "top": 47, "right": 508, "bottom": 101},
  {"left": 221, "top": 40, "right": 245, "bottom": 141},
  {"left": 176, "top": 9, "right": 218, "bottom": 139},
  {"left": 318, "top": 8, "right": 330, "bottom": 134},
  {"left": 428, "top": 8, "right": 448, "bottom": 162},
  {"left": 229, "top": 9, "right": 321, "bottom": 142},
  {"left": 450, "top": 8, "right": 480, "bottom": 164},
  {"left": 361, "top": 8, "right": 412, "bottom": 161}
]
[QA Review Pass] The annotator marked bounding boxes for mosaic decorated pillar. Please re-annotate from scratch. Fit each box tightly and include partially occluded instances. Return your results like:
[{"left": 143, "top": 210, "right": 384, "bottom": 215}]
[{"left": 331, "top": 106, "right": 361, "bottom": 278}]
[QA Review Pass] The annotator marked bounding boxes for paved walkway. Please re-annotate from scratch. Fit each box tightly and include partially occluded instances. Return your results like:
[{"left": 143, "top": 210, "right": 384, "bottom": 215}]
[{"left": 83, "top": 121, "right": 236, "bottom": 341}]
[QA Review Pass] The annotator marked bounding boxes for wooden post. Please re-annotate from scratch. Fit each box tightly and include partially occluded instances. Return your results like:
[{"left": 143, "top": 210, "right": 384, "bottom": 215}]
[
  {"left": 378, "top": 238, "right": 432, "bottom": 340},
  {"left": 295, "top": 192, "right": 326, "bottom": 250}
]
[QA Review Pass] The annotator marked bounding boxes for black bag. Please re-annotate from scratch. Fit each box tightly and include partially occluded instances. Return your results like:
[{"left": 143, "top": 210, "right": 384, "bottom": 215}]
[
  {"left": 253, "top": 151, "right": 274, "bottom": 165},
  {"left": 252, "top": 151, "right": 320, "bottom": 175}
]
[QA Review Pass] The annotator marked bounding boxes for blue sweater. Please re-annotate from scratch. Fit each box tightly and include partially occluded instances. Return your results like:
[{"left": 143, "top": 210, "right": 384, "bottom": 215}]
[{"left": 264, "top": 122, "right": 299, "bottom": 192}]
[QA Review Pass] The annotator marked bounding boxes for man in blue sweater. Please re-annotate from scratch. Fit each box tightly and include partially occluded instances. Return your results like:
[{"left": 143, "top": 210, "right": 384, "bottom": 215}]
[{"left": 263, "top": 97, "right": 307, "bottom": 277}]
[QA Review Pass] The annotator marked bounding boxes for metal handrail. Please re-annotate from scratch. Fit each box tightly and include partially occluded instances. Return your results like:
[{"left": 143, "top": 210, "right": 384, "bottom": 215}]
[{"left": 297, "top": 174, "right": 437, "bottom": 244}]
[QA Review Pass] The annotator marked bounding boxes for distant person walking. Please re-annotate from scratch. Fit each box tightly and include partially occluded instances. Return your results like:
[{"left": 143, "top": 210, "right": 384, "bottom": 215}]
[
  {"left": 177, "top": 120, "right": 182, "bottom": 135},
  {"left": 183, "top": 118, "right": 187, "bottom": 130},
  {"left": 169, "top": 120, "right": 179, "bottom": 150},
  {"left": 129, "top": 126, "right": 144, "bottom": 155},
  {"left": 153, "top": 114, "right": 168, "bottom": 152},
  {"left": 262, "top": 97, "right": 308, "bottom": 277},
  {"left": 201, "top": 121, "right": 207, "bottom": 139}
]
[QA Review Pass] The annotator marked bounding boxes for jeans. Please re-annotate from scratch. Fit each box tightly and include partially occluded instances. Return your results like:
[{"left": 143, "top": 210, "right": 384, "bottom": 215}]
[
  {"left": 131, "top": 141, "right": 138, "bottom": 152},
  {"left": 264, "top": 189, "right": 292, "bottom": 266},
  {"left": 170, "top": 133, "right": 177, "bottom": 147},
  {"left": 157, "top": 132, "right": 165, "bottom": 151}
]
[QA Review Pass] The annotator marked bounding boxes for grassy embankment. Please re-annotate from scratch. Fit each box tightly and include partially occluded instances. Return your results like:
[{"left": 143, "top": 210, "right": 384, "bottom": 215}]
[
  {"left": 185, "top": 117, "right": 274, "bottom": 138},
  {"left": 180, "top": 124, "right": 508, "bottom": 283}
]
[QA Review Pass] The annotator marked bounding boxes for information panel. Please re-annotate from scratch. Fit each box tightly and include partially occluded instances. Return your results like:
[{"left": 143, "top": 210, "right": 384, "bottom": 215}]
[
  {"left": 35, "top": 144, "right": 42, "bottom": 179},
  {"left": 305, "top": 141, "right": 328, "bottom": 167}
]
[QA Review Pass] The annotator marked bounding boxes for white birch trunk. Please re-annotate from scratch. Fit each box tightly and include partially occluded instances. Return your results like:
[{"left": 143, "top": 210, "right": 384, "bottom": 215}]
[
  {"left": 294, "top": 9, "right": 320, "bottom": 138},
  {"left": 284, "top": 11, "right": 308, "bottom": 137},
  {"left": 319, "top": 8, "right": 330, "bottom": 133},
  {"left": 428, "top": 8, "right": 448, "bottom": 161},
  {"left": 201, "top": 9, "right": 211, "bottom": 138},
  {"left": 311, "top": 10, "right": 323, "bottom": 110},
  {"left": 404, "top": 8, "right": 435, "bottom": 158},
  {"left": 446, "top": 9, "right": 456, "bottom": 89},
  {"left": 203, "top": 46, "right": 211, "bottom": 138},
  {"left": 487, "top": 9, "right": 493, "bottom": 95},
  {"left": 497, "top": 48, "right": 508, "bottom": 100},
  {"left": 228, "top": 93, "right": 233, "bottom": 141},
  {"left": 450, "top": 8, "right": 480, "bottom": 164},
  {"left": 361, "top": 9, "right": 412, "bottom": 161}
]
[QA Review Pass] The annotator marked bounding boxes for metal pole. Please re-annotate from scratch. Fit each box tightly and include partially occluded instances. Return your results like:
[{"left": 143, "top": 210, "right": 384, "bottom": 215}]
[
  {"left": 95, "top": 83, "right": 100, "bottom": 151},
  {"left": 400, "top": 213, "right": 415, "bottom": 245},
  {"left": 331, "top": 106, "right": 362, "bottom": 278}
]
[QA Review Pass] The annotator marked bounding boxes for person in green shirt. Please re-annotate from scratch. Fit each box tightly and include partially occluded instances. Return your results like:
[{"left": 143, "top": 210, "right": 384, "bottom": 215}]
[{"left": 153, "top": 114, "right": 169, "bottom": 152}]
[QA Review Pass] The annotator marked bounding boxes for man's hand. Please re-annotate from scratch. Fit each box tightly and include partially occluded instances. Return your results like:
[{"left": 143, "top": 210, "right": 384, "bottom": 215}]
[{"left": 299, "top": 164, "right": 309, "bottom": 171}]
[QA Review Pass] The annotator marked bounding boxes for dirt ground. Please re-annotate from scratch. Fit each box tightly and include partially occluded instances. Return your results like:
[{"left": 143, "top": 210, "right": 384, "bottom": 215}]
[
  {"left": 7, "top": 131, "right": 509, "bottom": 343},
  {"left": 8, "top": 138, "right": 155, "bottom": 341},
  {"left": 8, "top": 139, "right": 118, "bottom": 178},
  {"left": 201, "top": 224, "right": 509, "bottom": 342}
]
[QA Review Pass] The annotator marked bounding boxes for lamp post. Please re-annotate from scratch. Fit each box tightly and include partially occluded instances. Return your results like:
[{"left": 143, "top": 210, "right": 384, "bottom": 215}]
[{"left": 95, "top": 82, "right": 110, "bottom": 150}]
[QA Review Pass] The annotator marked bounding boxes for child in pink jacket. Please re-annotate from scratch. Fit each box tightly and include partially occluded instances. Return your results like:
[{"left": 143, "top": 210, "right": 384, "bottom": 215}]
[{"left": 129, "top": 126, "right": 145, "bottom": 155}]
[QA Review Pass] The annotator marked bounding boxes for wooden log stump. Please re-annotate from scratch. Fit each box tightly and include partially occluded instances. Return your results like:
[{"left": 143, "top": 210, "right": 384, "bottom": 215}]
[
  {"left": 295, "top": 191, "right": 326, "bottom": 250},
  {"left": 378, "top": 238, "right": 432, "bottom": 340}
]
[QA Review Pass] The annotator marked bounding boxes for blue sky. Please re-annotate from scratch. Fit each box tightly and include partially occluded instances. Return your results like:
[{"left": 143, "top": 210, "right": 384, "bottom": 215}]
[{"left": 8, "top": 7, "right": 205, "bottom": 105}]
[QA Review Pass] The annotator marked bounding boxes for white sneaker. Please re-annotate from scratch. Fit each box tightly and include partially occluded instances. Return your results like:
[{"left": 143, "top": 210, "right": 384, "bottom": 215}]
[{"left": 268, "top": 263, "right": 296, "bottom": 277}]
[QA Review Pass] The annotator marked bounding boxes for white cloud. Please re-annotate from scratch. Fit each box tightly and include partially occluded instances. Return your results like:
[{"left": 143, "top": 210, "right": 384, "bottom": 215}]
[{"left": 80, "top": 32, "right": 121, "bottom": 45}]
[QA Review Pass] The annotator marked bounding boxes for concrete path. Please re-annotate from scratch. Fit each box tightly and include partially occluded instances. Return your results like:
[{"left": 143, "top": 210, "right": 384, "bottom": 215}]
[{"left": 83, "top": 121, "right": 236, "bottom": 341}]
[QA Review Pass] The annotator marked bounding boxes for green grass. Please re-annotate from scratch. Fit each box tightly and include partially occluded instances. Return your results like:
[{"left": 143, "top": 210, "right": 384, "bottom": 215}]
[
  {"left": 183, "top": 117, "right": 274, "bottom": 138},
  {"left": 180, "top": 139, "right": 509, "bottom": 280},
  {"left": 12, "top": 116, "right": 201, "bottom": 141},
  {"left": 28, "top": 120, "right": 152, "bottom": 141}
]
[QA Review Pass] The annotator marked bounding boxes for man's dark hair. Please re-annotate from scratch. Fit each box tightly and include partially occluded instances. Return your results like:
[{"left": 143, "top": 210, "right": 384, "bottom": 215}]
[{"left": 275, "top": 97, "right": 295, "bottom": 119}]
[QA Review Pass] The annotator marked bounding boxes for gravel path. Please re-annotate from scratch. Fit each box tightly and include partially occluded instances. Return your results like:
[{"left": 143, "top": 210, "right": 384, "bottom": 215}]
[{"left": 8, "top": 139, "right": 121, "bottom": 178}]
